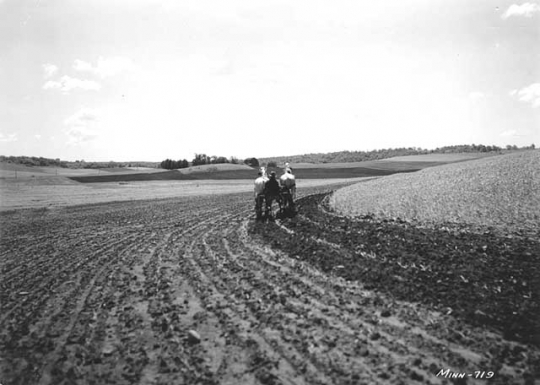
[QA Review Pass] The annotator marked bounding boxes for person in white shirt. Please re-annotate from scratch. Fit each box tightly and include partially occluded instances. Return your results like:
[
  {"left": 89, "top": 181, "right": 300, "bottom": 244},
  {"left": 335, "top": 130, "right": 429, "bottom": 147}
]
[{"left": 254, "top": 171, "right": 266, "bottom": 197}]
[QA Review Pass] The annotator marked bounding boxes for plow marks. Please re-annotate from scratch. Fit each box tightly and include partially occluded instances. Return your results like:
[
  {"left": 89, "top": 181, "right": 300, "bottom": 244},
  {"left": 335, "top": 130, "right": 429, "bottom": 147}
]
[{"left": 1, "top": 190, "right": 538, "bottom": 384}]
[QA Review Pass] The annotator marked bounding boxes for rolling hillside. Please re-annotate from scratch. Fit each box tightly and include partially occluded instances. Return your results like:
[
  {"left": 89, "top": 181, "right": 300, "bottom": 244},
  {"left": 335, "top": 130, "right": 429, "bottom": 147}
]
[
  {"left": 330, "top": 150, "right": 540, "bottom": 235},
  {"left": 68, "top": 167, "right": 420, "bottom": 183}
]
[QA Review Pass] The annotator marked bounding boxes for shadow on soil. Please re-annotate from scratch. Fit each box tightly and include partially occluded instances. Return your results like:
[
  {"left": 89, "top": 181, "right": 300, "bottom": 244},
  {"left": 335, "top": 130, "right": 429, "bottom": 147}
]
[{"left": 248, "top": 192, "right": 540, "bottom": 348}]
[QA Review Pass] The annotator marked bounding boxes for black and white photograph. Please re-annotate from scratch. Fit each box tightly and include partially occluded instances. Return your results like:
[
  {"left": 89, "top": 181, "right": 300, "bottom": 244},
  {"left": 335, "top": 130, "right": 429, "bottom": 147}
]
[{"left": 0, "top": 0, "right": 539, "bottom": 384}]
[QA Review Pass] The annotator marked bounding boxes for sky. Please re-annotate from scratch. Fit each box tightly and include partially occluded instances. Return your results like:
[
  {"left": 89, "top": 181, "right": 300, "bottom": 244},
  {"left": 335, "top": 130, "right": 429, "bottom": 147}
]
[{"left": 0, "top": 0, "right": 539, "bottom": 162}]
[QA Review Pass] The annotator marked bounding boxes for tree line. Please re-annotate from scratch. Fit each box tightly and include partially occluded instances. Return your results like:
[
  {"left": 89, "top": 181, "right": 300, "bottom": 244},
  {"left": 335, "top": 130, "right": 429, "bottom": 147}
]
[
  {"left": 259, "top": 144, "right": 536, "bottom": 165},
  {"left": 1, "top": 143, "right": 535, "bottom": 169},
  {"left": 0, "top": 156, "right": 68, "bottom": 168},
  {"left": 159, "top": 154, "right": 263, "bottom": 170},
  {"left": 0, "top": 156, "right": 159, "bottom": 169},
  {"left": 159, "top": 154, "right": 241, "bottom": 170}
]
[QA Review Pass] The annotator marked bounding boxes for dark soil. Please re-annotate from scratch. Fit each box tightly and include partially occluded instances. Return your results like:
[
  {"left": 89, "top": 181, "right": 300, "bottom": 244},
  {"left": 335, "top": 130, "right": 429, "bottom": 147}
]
[
  {"left": 1, "top": 185, "right": 539, "bottom": 384},
  {"left": 249, "top": 192, "right": 540, "bottom": 349}
]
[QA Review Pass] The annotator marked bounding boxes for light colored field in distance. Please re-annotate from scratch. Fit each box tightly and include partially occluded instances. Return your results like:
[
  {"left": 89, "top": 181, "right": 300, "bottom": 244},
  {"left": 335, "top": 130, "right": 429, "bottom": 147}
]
[
  {"left": 0, "top": 166, "right": 168, "bottom": 180},
  {"left": 0, "top": 164, "right": 170, "bottom": 179},
  {"left": 125, "top": 166, "right": 160, "bottom": 171},
  {"left": 288, "top": 161, "right": 408, "bottom": 169},
  {"left": 0, "top": 162, "right": 253, "bottom": 179},
  {"left": 0, "top": 177, "right": 374, "bottom": 211},
  {"left": 290, "top": 160, "right": 425, "bottom": 171},
  {"left": 330, "top": 150, "right": 540, "bottom": 234},
  {"left": 179, "top": 163, "right": 253, "bottom": 173},
  {"left": 377, "top": 152, "right": 498, "bottom": 162},
  {"left": 288, "top": 153, "right": 498, "bottom": 170},
  {"left": 98, "top": 167, "right": 165, "bottom": 174}
]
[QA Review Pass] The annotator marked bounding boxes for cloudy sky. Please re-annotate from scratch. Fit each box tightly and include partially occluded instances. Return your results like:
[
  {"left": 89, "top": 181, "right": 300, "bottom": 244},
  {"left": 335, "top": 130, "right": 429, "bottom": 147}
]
[{"left": 1, "top": 0, "right": 539, "bottom": 161}]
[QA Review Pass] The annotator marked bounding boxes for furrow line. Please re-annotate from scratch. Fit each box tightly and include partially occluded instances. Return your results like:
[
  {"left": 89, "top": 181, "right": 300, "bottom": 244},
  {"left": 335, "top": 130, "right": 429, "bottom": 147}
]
[
  {"left": 0, "top": 232, "right": 142, "bottom": 325},
  {"left": 178, "top": 226, "right": 328, "bottom": 384},
  {"left": 239, "top": 220, "right": 497, "bottom": 383},
  {"left": 205, "top": 226, "right": 387, "bottom": 383},
  {"left": 196, "top": 229, "right": 335, "bottom": 384}
]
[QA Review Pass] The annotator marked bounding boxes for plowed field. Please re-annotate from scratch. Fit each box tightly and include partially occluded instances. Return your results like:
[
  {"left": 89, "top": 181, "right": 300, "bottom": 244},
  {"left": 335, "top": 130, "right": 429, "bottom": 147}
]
[{"left": 1, "top": 184, "right": 538, "bottom": 385}]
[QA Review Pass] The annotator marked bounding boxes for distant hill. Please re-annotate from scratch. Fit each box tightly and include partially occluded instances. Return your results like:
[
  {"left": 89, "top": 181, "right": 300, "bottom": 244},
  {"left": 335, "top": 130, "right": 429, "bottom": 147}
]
[
  {"left": 330, "top": 149, "right": 540, "bottom": 235},
  {"left": 2, "top": 143, "right": 534, "bottom": 170},
  {"left": 179, "top": 163, "right": 253, "bottom": 173},
  {"left": 0, "top": 155, "right": 159, "bottom": 169},
  {"left": 259, "top": 144, "right": 534, "bottom": 165},
  {"left": 68, "top": 168, "right": 417, "bottom": 183}
]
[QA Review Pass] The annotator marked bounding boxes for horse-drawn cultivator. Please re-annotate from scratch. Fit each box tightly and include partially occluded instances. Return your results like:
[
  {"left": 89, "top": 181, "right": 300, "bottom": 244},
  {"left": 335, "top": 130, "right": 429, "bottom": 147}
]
[
  {"left": 255, "top": 188, "right": 296, "bottom": 220},
  {"left": 254, "top": 166, "right": 296, "bottom": 220}
]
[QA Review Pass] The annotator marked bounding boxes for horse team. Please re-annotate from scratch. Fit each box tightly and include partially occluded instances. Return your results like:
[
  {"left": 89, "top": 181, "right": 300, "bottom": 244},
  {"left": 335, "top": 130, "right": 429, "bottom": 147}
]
[{"left": 254, "top": 164, "right": 296, "bottom": 219}]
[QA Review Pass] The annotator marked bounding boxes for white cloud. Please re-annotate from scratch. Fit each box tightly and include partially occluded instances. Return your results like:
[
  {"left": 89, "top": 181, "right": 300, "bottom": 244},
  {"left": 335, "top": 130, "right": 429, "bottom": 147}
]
[
  {"left": 73, "top": 56, "right": 134, "bottom": 78},
  {"left": 35, "top": 134, "right": 42, "bottom": 139},
  {"left": 500, "top": 129, "right": 518, "bottom": 137},
  {"left": 64, "top": 108, "right": 100, "bottom": 145},
  {"left": 468, "top": 91, "right": 486, "bottom": 103},
  {"left": 43, "top": 75, "right": 101, "bottom": 93},
  {"left": 65, "top": 126, "right": 99, "bottom": 145},
  {"left": 501, "top": 3, "right": 540, "bottom": 19},
  {"left": 42, "top": 63, "right": 58, "bottom": 79},
  {"left": 0, "top": 132, "right": 18, "bottom": 142},
  {"left": 510, "top": 83, "right": 540, "bottom": 108},
  {"left": 64, "top": 107, "right": 100, "bottom": 126},
  {"left": 73, "top": 59, "right": 94, "bottom": 73}
]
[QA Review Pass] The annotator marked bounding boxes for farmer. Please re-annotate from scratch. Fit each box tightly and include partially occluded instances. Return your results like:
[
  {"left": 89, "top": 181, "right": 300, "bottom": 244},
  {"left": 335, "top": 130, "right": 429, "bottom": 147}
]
[
  {"left": 259, "top": 166, "right": 269, "bottom": 181},
  {"left": 284, "top": 162, "right": 294, "bottom": 174},
  {"left": 264, "top": 171, "right": 281, "bottom": 214}
]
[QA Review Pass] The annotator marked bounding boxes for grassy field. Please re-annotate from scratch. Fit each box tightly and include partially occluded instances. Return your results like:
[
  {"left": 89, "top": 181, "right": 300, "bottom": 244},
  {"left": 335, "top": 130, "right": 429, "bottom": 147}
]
[
  {"left": 378, "top": 152, "right": 498, "bottom": 162},
  {"left": 0, "top": 162, "right": 170, "bottom": 179},
  {"left": 179, "top": 163, "right": 253, "bottom": 173},
  {"left": 0, "top": 177, "right": 373, "bottom": 211},
  {"left": 68, "top": 165, "right": 422, "bottom": 183},
  {"left": 330, "top": 150, "right": 540, "bottom": 235},
  {"left": 0, "top": 153, "right": 497, "bottom": 182},
  {"left": 289, "top": 152, "right": 495, "bottom": 169}
]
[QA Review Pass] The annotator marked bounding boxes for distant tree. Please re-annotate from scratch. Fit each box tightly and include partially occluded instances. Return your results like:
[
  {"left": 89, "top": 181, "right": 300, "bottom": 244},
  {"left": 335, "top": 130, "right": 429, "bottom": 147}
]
[
  {"left": 159, "top": 158, "right": 190, "bottom": 170},
  {"left": 230, "top": 156, "right": 239, "bottom": 164},
  {"left": 214, "top": 156, "right": 229, "bottom": 164},
  {"left": 160, "top": 159, "right": 171, "bottom": 169},
  {"left": 193, "top": 153, "right": 209, "bottom": 166},
  {"left": 244, "top": 157, "right": 259, "bottom": 168}
]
